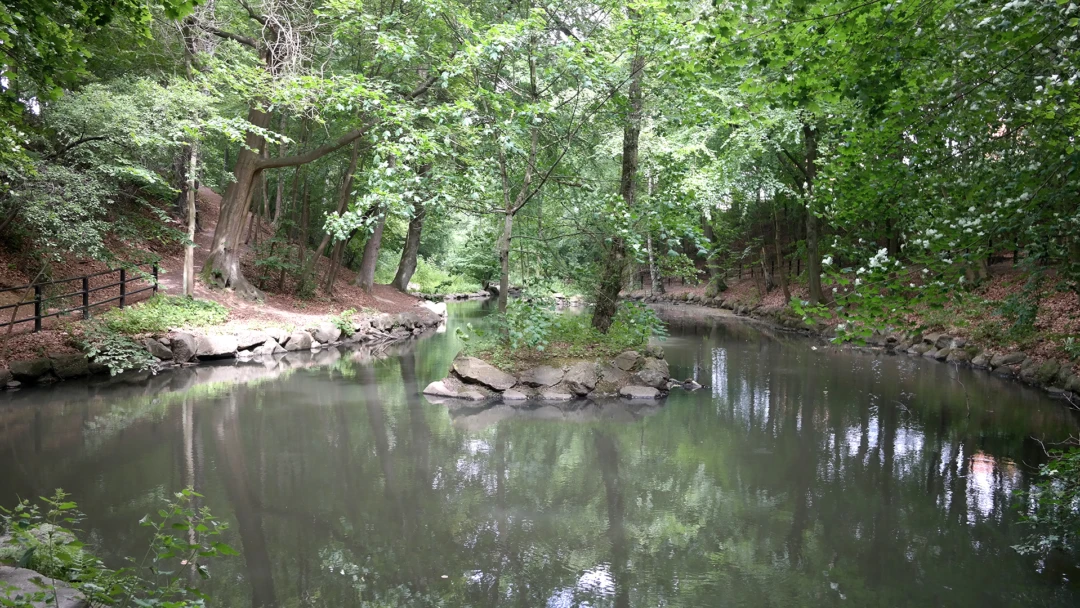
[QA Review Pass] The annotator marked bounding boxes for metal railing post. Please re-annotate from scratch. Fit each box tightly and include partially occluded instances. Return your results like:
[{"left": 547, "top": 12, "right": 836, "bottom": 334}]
[
  {"left": 119, "top": 268, "right": 127, "bottom": 308},
  {"left": 82, "top": 277, "right": 90, "bottom": 319},
  {"left": 33, "top": 285, "right": 42, "bottom": 332}
]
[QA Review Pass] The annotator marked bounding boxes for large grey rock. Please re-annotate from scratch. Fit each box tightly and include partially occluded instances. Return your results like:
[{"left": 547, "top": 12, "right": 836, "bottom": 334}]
[
  {"left": 264, "top": 327, "right": 289, "bottom": 344},
  {"left": 170, "top": 332, "right": 197, "bottom": 363},
  {"left": 458, "top": 389, "right": 488, "bottom": 401},
  {"left": 933, "top": 347, "right": 952, "bottom": 361},
  {"left": 49, "top": 353, "right": 89, "bottom": 379},
  {"left": 935, "top": 335, "right": 953, "bottom": 349},
  {"left": 423, "top": 380, "right": 457, "bottom": 397},
  {"left": 990, "top": 352, "right": 1026, "bottom": 367},
  {"left": 0, "top": 368, "right": 10, "bottom": 386},
  {"left": 235, "top": 330, "right": 269, "bottom": 350},
  {"left": 0, "top": 565, "right": 87, "bottom": 608},
  {"left": 396, "top": 311, "right": 422, "bottom": 329},
  {"left": 921, "top": 332, "right": 942, "bottom": 345},
  {"left": 452, "top": 356, "right": 517, "bottom": 391},
  {"left": 643, "top": 344, "right": 665, "bottom": 359},
  {"left": 619, "top": 385, "right": 660, "bottom": 399},
  {"left": 1065, "top": 374, "right": 1080, "bottom": 394},
  {"left": 594, "top": 364, "right": 631, "bottom": 395},
  {"left": 907, "top": 343, "right": 931, "bottom": 355},
  {"left": 563, "top": 362, "right": 599, "bottom": 395},
  {"left": 9, "top": 358, "right": 53, "bottom": 383},
  {"left": 284, "top": 331, "right": 314, "bottom": 352},
  {"left": 538, "top": 387, "right": 574, "bottom": 401},
  {"left": 1021, "top": 360, "right": 1060, "bottom": 385},
  {"left": 971, "top": 352, "right": 991, "bottom": 368},
  {"left": 502, "top": 388, "right": 529, "bottom": 401},
  {"left": 144, "top": 338, "right": 173, "bottom": 360},
  {"left": 252, "top": 338, "right": 285, "bottom": 356},
  {"left": 313, "top": 322, "right": 342, "bottom": 344},
  {"left": 946, "top": 349, "right": 971, "bottom": 364},
  {"left": 613, "top": 351, "right": 642, "bottom": 371},
  {"left": 634, "top": 357, "right": 670, "bottom": 389},
  {"left": 195, "top": 334, "right": 238, "bottom": 359},
  {"left": 518, "top": 365, "right": 564, "bottom": 387}
]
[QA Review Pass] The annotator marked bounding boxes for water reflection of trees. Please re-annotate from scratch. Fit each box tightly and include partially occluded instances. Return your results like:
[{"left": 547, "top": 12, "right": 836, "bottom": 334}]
[{"left": 6, "top": 309, "right": 1079, "bottom": 607}]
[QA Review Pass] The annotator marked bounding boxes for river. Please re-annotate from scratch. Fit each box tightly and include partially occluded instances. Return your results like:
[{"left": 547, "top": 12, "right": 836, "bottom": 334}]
[{"left": 2, "top": 301, "right": 1078, "bottom": 606}]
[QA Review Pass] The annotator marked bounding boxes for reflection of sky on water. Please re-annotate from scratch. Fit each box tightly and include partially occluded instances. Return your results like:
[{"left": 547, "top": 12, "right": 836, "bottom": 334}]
[{"left": 545, "top": 564, "right": 615, "bottom": 608}]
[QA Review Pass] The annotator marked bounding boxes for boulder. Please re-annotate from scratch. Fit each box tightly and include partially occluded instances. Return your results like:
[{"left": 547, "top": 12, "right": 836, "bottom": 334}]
[
  {"left": 171, "top": 332, "right": 198, "bottom": 363},
  {"left": 49, "top": 353, "right": 89, "bottom": 379},
  {"left": 518, "top": 365, "right": 564, "bottom": 387},
  {"left": 144, "top": 338, "right": 173, "bottom": 360},
  {"left": 284, "top": 331, "right": 314, "bottom": 352},
  {"left": 643, "top": 344, "right": 665, "bottom": 359},
  {"left": 634, "top": 357, "right": 670, "bottom": 389},
  {"left": 949, "top": 337, "right": 968, "bottom": 349},
  {"left": 907, "top": 343, "right": 931, "bottom": 355},
  {"left": 502, "top": 388, "right": 529, "bottom": 401},
  {"left": 396, "top": 311, "right": 422, "bottom": 329},
  {"left": 946, "top": 349, "right": 971, "bottom": 364},
  {"left": 538, "top": 387, "right": 573, "bottom": 401},
  {"left": 683, "top": 379, "right": 703, "bottom": 390},
  {"left": 593, "top": 364, "right": 631, "bottom": 395},
  {"left": 1021, "top": 360, "right": 1060, "bottom": 386},
  {"left": 922, "top": 348, "right": 939, "bottom": 359},
  {"left": 992, "top": 364, "right": 1018, "bottom": 378},
  {"left": 9, "top": 358, "right": 53, "bottom": 383},
  {"left": 423, "top": 380, "right": 458, "bottom": 397},
  {"left": 195, "top": 334, "right": 238, "bottom": 359},
  {"left": 613, "top": 351, "right": 642, "bottom": 371},
  {"left": 1065, "top": 374, "right": 1080, "bottom": 394},
  {"left": 313, "top": 322, "right": 342, "bottom": 344},
  {"left": 264, "top": 327, "right": 289, "bottom": 344},
  {"left": 87, "top": 358, "right": 109, "bottom": 375},
  {"left": 0, "top": 368, "right": 9, "bottom": 386},
  {"left": 563, "top": 361, "right": 599, "bottom": 395},
  {"left": 0, "top": 565, "right": 87, "bottom": 608},
  {"left": 252, "top": 338, "right": 285, "bottom": 356},
  {"left": 933, "top": 347, "right": 952, "bottom": 361},
  {"left": 971, "top": 352, "right": 991, "bottom": 368},
  {"left": 459, "top": 389, "right": 489, "bottom": 401},
  {"left": 990, "top": 352, "right": 1026, "bottom": 367},
  {"left": 236, "top": 330, "right": 269, "bottom": 350},
  {"left": 452, "top": 355, "right": 517, "bottom": 391},
  {"left": 620, "top": 385, "right": 660, "bottom": 400}
]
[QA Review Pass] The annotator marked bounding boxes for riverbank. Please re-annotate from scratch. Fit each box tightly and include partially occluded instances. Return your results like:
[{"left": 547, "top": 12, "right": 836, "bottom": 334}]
[
  {"left": 0, "top": 302, "right": 446, "bottom": 388},
  {"left": 644, "top": 297, "right": 1080, "bottom": 402}
]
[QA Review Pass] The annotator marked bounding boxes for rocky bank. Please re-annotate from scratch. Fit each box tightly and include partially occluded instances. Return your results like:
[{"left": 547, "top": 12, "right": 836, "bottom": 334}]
[{"left": 423, "top": 346, "right": 702, "bottom": 403}]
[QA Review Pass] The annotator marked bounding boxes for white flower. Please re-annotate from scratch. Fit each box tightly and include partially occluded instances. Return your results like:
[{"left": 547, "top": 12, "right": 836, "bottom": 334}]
[{"left": 822, "top": 255, "right": 833, "bottom": 266}]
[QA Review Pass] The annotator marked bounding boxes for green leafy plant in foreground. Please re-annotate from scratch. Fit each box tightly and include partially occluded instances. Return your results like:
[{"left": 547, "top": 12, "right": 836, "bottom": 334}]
[
  {"left": 100, "top": 295, "right": 228, "bottom": 334},
  {"left": 76, "top": 321, "right": 157, "bottom": 376},
  {"left": 1, "top": 488, "right": 236, "bottom": 608}
]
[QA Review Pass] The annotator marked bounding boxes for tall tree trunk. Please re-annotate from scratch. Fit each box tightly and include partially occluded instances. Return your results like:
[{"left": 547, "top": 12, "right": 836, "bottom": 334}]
[
  {"left": 183, "top": 144, "right": 198, "bottom": 297},
  {"left": 297, "top": 141, "right": 361, "bottom": 294},
  {"left": 392, "top": 200, "right": 426, "bottom": 292},
  {"left": 803, "top": 123, "right": 824, "bottom": 304},
  {"left": 201, "top": 107, "right": 271, "bottom": 300},
  {"left": 592, "top": 49, "right": 644, "bottom": 332},
  {"left": 391, "top": 164, "right": 432, "bottom": 292},
  {"left": 646, "top": 234, "right": 663, "bottom": 295},
  {"left": 497, "top": 211, "right": 513, "bottom": 313},
  {"left": 354, "top": 208, "right": 387, "bottom": 292},
  {"left": 773, "top": 203, "right": 790, "bottom": 301}
]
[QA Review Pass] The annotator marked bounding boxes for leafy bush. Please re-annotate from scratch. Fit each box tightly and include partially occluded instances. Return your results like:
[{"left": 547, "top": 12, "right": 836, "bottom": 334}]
[
  {"left": 607, "top": 301, "right": 668, "bottom": 348},
  {"left": 504, "top": 294, "right": 554, "bottom": 351},
  {"left": 100, "top": 294, "right": 227, "bottom": 334},
  {"left": 410, "top": 256, "right": 481, "bottom": 294},
  {"left": 331, "top": 308, "right": 357, "bottom": 334},
  {"left": 77, "top": 321, "right": 158, "bottom": 376},
  {"left": 1, "top": 488, "right": 237, "bottom": 608},
  {"left": 1014, "top": 448, "right": 1080, "bottom": 557}
]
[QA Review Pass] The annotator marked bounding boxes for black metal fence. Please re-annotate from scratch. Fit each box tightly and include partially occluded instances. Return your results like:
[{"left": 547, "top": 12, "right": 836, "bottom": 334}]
[{"left": 0, "top": 264, "right": 158, "bottom": 332}]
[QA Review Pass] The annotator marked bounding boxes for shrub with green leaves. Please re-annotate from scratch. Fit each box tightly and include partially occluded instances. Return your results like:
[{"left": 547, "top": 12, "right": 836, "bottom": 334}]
[
  {"left": 504, "top": 294, "right": 555, "bottom": 351},
  {"left": 77, "top": 320, "right": 157, "bottom": 376},
  {"left": 100, "top": 294, "right": 228, "bottom": 334}
]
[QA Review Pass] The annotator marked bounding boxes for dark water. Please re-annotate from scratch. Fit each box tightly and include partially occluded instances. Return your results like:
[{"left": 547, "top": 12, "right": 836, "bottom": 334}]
[{"left": 2, "top": 301, "right": 1078, "bottom": 607}]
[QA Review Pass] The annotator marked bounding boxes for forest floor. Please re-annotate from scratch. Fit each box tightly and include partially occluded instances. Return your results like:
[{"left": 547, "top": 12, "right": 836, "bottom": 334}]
[
  {"left": 630, "top": 263, "right": 1080, "bottom": 372},
  {"left": 0, "top": 187, "right": 422, "bottom": 367}
]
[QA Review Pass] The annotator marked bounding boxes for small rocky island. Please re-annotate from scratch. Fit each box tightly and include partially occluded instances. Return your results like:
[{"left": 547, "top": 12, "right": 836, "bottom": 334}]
[{"left": 423, "top": 346, "right": 695, "bottom": 402}]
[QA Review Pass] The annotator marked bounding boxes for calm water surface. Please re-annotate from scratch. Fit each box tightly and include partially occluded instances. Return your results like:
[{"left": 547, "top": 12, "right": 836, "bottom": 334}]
[{"left": 2, "top": 301, "right": 1078, "bottom": 607}]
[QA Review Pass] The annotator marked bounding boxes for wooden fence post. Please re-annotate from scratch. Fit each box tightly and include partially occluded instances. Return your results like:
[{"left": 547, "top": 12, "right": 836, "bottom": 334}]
[
  {"left": 82, "top": 277, "right": 89, "bottom": 319},
  {"left": 152, "top": 264, "right": 159, "bottom": 295},
  {"left": 119, "top": 268, "right": 127, "bottom": 308},
  {"left": 33, "top": 284, "right": 42, "bottom": 332}
]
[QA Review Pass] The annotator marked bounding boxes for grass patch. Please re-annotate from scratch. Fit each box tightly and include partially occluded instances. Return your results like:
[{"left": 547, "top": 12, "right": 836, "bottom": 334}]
[{"left": 100, "top": 294, "right": 228, "bottom": 334}]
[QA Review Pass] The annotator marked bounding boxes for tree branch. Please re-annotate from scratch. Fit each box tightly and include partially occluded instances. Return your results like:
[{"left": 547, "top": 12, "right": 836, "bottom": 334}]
[
  {"left": 256, "top": 127, "right": 369, "bottom": 170},
  {"left": 197, "top": 22, "right": 259, "bottom": 49},
  {"left": 44, "top": 135, "right": 109, "bottom": 161}
]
